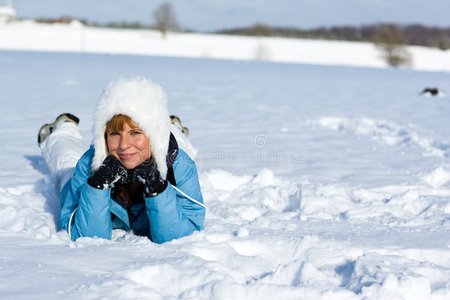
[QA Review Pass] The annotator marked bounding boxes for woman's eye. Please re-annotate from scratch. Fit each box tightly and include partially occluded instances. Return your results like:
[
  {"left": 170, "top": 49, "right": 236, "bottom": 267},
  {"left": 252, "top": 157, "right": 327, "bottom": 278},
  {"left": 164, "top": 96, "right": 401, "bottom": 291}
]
[
  {"left": 131, "top": 131, "right": 142, "bottom": 135},
  {"left": 108, "top": 132, "right": 119, "bottom": 136}
]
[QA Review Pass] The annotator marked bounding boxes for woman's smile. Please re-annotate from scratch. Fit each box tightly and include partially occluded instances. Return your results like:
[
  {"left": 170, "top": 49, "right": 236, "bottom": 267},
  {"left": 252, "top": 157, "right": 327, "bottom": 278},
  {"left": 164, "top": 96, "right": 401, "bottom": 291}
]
[{"left": 118, "top": 153, "right": 136, "bottom": 160}]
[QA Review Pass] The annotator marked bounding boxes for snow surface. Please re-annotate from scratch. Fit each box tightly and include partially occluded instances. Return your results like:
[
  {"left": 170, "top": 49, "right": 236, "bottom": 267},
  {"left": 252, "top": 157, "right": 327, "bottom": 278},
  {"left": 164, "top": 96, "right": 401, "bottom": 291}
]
[
  {"left": 1, "top": 20, "right": 450, "bottom": 72},
  {"left": 0, "top": 21, "right": 450, "bottom": 299}
]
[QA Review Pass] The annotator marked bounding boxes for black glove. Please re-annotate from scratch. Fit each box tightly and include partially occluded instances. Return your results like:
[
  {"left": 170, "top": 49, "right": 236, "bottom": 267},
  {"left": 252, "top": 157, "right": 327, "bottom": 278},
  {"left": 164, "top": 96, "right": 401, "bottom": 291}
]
[
  {"left": 87, "top": 155, "right": 129, "bottom": 189},
  {"left": 129, "top": 158, "right": 168, "bottom": 197}
]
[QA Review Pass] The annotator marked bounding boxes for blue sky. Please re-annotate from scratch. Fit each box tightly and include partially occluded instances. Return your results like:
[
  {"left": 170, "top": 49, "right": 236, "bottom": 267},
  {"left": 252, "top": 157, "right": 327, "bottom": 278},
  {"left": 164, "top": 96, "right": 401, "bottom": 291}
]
[{"left": 13, "top": 0, "right": 450, "bottom": 31}]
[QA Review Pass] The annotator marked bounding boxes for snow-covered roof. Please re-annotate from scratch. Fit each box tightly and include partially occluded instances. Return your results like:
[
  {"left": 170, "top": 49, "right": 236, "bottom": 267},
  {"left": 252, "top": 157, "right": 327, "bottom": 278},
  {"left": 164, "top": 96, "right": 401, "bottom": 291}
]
[
  {"left": 0, "top": 6, "right": 15, "bottom": 18},
  {"left": 0, "top": 0, "right": 15, "bottom": 18}
]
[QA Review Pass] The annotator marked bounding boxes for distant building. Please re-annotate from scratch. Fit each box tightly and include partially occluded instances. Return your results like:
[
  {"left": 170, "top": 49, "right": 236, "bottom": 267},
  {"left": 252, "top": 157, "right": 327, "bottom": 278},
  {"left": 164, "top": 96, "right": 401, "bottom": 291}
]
[{"left": 0, "top": 0, "right": 16, "bottom": 22}]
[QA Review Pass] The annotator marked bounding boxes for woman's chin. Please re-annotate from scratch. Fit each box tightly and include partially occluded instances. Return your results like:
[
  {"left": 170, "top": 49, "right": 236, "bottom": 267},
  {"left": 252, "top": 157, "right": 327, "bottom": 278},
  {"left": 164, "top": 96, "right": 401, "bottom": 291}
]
[{"left": 121, "top": 160, "right": 139, "bottom": 170}]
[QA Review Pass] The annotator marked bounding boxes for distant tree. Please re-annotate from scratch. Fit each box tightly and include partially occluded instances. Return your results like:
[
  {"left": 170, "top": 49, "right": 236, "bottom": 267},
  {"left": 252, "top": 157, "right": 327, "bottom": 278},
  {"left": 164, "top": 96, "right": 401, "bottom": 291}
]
[
  {"left": 216, "top": 23, "right": 449, "bottom": 50},
  {"left": 249, "top": 23, "right": 273, "bottom": 36},
  {"left": 373, "top": 25, "right": 412, "bottom": 67},
  {"left": 153, "top": 2, "right": 179, "bottom": 39},
  {"left": 438, "top": 39, "right": 449, "bottom": 51}
]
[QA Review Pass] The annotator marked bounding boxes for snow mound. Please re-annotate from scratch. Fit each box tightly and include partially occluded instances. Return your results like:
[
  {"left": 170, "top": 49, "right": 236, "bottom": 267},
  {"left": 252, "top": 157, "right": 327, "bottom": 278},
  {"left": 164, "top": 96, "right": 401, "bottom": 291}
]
[
  {"left": 422, "top": 166, "right": 450, "bottom": 188},
  {"left": 344, "top": 252, "right": 450, "bottom": 298},
  {"left": 0, "top": 180, "right": 59, "bottom": 239},
  {"left": 201, "top": 169, "right": 252, "bottom": 191},
  {"left": 201, "top": 169, "right": 302, "bottom": 222},
  {"left": 301, "top": 181, "right": 450, "bottom": 225}
]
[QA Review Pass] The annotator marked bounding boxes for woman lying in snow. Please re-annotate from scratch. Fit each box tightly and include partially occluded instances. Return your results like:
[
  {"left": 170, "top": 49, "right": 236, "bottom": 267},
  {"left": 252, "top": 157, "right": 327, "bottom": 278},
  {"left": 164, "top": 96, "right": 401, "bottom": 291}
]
[{"left": 37, "top": 77, "right": 205, "bottom": 243}]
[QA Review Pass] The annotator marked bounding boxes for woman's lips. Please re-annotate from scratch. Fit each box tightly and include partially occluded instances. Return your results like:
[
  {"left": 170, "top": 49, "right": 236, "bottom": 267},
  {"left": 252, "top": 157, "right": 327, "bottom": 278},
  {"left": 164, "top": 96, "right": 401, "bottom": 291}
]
[{"left": 118, "top": 153, "right": 136, "bottom": 160}]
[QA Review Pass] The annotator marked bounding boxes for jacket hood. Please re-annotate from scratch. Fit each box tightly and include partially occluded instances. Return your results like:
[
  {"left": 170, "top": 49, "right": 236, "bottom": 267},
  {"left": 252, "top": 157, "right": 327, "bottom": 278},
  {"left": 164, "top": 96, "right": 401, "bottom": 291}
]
[{"left": 91, "top": 77, "right": 171, "bottom": 179}]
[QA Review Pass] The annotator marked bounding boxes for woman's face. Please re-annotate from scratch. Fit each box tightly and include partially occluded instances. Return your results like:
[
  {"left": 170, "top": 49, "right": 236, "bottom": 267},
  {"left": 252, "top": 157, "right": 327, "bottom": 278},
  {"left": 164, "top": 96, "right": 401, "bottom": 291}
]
[{"left": 106, "top": 121, "right": 151, "bottom": 169}]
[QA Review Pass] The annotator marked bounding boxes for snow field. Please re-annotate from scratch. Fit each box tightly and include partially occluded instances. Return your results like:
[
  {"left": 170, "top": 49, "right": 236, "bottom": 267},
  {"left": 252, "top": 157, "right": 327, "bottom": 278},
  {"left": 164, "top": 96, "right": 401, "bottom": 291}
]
[
  {"left": 317, "top": 117, "right": 449, "bottom": 157},
  {"left": 0, "top": 48, "right": 449, "bottom": 299},
  {"left": 1, "top": 20, "right": 450, "bottom": 72},
  {"left": 2, "top": 164, "right": 448, "bottom": 298}
]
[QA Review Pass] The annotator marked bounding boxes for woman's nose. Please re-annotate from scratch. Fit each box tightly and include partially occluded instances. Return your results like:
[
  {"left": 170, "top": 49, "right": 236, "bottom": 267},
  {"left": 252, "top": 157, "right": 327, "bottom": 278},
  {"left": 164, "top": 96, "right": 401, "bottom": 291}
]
[{"left": 118, "top": 135, "right": 130, "bottom": 149}]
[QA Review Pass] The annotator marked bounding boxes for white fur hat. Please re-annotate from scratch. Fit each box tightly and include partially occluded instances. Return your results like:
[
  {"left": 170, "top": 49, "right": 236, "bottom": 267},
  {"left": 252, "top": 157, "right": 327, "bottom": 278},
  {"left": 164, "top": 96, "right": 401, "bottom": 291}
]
[{"left": 91, "top": 77, "right": 171, "bottom": 179}]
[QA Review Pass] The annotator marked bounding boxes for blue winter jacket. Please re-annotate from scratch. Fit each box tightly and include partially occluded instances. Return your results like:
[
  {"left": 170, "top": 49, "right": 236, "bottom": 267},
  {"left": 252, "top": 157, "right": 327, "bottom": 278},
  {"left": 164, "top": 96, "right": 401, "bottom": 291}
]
[{"left": 60, "top": 146, "right": 205, "bottom": 243}]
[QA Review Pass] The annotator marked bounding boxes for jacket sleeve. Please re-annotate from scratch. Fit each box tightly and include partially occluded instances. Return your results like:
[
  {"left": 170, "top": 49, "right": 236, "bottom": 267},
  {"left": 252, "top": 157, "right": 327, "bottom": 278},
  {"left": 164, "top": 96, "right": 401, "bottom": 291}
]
[
  {"left": 144, "top": 149, "right": 205, "bottom": 243},
  {"left": 60, "top": 146, "right": 112, "bottom": 240}
]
